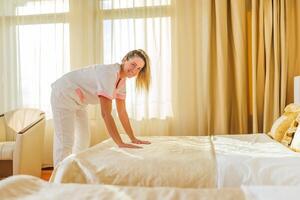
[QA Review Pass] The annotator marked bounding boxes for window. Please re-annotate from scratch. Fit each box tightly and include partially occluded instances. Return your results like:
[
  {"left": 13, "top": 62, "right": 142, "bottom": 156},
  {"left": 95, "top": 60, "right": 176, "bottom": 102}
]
[
  {"left": 17, "top": 23, "right": 69, "bottom": 115},
  {"left": 14, "top": 0, "right": 70, "bottom": 117}
]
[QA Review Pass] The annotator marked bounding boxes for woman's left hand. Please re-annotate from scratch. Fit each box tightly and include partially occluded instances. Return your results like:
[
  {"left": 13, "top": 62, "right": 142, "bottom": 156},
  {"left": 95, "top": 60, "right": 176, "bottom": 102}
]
[{"left": 131, "top": 138, "right": 151, "bottom": 145}]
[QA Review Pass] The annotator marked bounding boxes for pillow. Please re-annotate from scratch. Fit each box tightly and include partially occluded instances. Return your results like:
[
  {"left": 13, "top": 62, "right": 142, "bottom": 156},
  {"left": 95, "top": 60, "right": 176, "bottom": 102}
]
[
  {"left": 281, "top": 119, "right": 299, "bottom": 146},
  {"left": 290, "top": 114, "right": 300, "bottom": 151},
  {"left": 284, "top": 103, "right": 300, "bottom": 113},
  {"left": 290, "top": 125, "right": 300, "bottom": 152},
  {"left": 267, "top": 104, "right": 300, "bottom": 141}
]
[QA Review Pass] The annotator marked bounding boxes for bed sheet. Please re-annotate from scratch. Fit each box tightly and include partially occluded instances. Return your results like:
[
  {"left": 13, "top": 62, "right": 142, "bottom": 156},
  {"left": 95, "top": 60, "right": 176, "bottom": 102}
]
[{"left": 214, "top": 134, "right": 300, "bottom": 187}]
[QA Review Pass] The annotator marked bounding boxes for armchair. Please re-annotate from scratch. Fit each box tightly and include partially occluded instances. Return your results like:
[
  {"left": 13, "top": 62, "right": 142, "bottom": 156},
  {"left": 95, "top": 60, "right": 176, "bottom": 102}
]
[{"left": 0, "top": 108, "right": 45, "bottom": 178}]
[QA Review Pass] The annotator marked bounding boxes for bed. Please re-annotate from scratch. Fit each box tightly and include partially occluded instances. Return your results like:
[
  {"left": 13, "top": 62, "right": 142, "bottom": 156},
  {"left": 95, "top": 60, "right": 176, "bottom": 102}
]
[
  {"left": 1, "top": 175, "right": 300, "bottom": 200},
  {"left": 50, "top": 134, "right": 300, "bottom": 188}
]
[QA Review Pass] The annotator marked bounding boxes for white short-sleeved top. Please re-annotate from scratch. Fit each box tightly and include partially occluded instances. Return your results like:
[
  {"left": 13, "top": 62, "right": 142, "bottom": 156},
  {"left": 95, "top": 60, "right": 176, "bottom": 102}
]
[{"left": 51, "top": 63, "right": 126, "bottom": 105}]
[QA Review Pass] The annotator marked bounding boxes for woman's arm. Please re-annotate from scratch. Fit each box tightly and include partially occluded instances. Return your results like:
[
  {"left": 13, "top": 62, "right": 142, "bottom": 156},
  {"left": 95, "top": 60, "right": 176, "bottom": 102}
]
[
  {"left": 99, "top": 96, "right": 141, "bottom": 148},
  {"left": 116, "top": 98, "right": 151, "bottom": 144}
]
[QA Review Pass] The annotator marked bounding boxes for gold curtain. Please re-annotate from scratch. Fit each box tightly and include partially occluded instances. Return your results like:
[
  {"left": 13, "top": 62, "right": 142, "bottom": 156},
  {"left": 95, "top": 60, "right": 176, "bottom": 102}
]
[
  {"left": 171, "top": 0, "right": 300, "bottom": 135},
  {"left": 171, "top": 0, "right": 250, "bottom": 135},
  {"left": 251, "top": 0, "right": 300, "bottom": 133}
]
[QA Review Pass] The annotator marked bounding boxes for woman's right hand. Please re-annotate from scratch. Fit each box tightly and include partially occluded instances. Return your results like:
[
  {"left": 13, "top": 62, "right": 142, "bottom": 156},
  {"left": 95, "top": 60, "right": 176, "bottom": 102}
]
[{"left": 118, "top": 143, "right": 142, "bottom": 149}]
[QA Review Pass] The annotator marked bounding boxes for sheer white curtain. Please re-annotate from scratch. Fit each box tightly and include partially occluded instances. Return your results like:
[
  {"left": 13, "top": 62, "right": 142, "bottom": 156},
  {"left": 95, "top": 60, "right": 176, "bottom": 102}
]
[{"left": 0, "top": 0, "right": 70, "bottom": 116}]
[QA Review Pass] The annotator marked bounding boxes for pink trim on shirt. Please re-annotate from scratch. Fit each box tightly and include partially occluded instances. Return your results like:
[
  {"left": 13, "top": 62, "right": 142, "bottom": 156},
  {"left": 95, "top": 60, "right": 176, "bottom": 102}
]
[{"left": 97, "top": 91, "right": 113, "bottom": 100}]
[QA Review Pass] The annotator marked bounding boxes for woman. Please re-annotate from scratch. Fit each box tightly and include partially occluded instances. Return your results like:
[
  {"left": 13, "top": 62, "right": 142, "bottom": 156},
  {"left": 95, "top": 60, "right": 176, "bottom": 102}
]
[{"left": 51, "top": 49, "right": 151, "bottom": 167}]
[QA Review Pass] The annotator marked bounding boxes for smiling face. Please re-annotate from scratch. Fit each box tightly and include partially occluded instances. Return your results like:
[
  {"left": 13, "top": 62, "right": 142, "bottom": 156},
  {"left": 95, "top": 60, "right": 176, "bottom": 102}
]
[{"left": 121, "top": 56, "right": 145, "bottom": 78}]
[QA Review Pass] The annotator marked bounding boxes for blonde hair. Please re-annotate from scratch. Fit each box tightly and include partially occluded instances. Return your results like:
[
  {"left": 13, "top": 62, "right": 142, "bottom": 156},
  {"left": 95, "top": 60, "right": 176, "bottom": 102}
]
[{"left": 122, "top": 49, "right": 151, "bottom": 92}]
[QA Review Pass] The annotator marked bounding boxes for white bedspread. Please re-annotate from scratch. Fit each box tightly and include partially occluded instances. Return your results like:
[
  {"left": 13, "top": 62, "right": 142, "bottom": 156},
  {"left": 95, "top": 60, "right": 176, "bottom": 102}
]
[
  {"left": 0, "top": 175, "right": 245, "bottom": 200},
  {"left": 214, "top": 134, "right": 300, "bottom": 187},
  {"left": 50, "top": 136, "right": 216, "bottom": 188}
]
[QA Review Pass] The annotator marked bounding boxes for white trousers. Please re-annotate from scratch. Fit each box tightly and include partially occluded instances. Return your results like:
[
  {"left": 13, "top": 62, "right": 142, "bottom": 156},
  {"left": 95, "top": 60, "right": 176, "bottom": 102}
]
[{"left": 51, "top": 84, "right": 90, "bottom": 167}]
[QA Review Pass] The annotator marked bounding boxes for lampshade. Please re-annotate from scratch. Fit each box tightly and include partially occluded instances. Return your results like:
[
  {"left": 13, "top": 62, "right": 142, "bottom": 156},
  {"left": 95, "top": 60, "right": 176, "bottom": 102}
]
[{"left": 295, "top": 76, "right": 300, "bottom": 104}]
